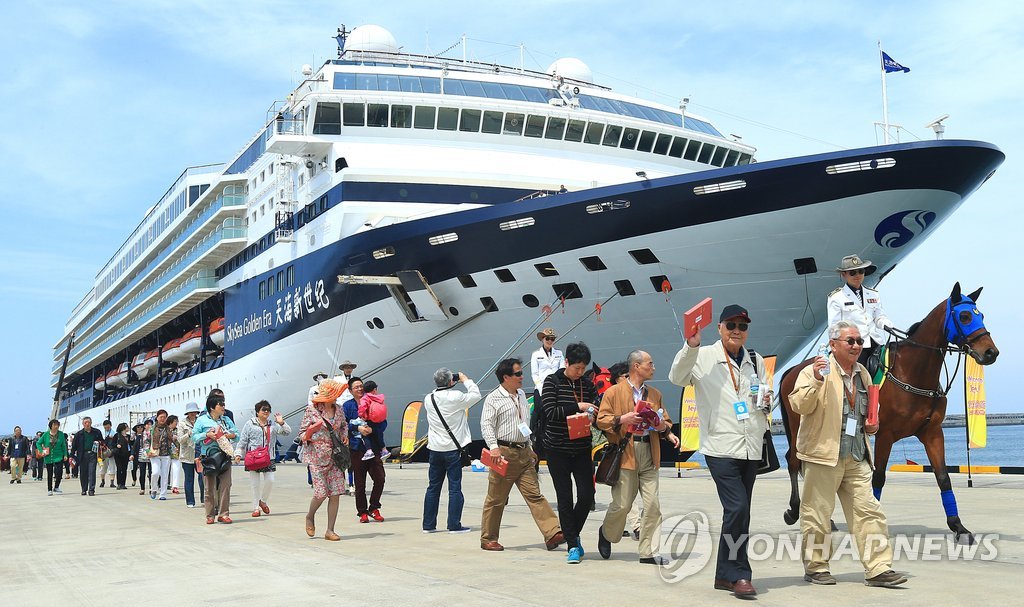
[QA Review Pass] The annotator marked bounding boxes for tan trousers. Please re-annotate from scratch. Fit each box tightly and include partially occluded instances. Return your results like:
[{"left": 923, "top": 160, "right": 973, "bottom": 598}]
[
  {"left": 602, "top": 441, "right": 662, "bottom": 558},
  {"left": 204, "top": 468, "right": 232, "bottom": 518},
  {"left": 11, "top": 457, "right": 25, "bottom": 480},
  {"left": 480, "top": 445, "right": 560, "bottom": 544},
  {"left": 801, "top": 455, "right": 893, "bottom": 578}
]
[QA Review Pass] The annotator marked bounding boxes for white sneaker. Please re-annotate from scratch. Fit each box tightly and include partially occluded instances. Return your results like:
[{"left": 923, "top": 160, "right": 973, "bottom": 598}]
[
  {"left": 53, "top": 488, "right": 63, "bottom": 494},
  {"left": 47, "top": 491, "right": 53, "bottom": 496},
  {"left": 361, "top": 450, "right": 374, "bottom": 461}
]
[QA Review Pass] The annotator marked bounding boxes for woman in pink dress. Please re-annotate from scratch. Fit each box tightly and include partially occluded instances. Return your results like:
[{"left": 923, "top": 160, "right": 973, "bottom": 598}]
[{"left": 299, "top": 379, "right": 349, "bottom": 541}]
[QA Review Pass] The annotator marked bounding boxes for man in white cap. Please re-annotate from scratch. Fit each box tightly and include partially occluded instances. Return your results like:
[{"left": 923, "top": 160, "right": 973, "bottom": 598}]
[
  {"left": 826, "top": 255, "right": 892, "bottom": 368},
  {"left": 335, "top": 361, "right": 358, "bottom": 403}
]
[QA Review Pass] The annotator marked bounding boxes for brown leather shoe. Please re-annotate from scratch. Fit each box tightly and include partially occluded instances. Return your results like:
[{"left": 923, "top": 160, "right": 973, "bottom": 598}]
[
  {"left": 481, "top": 541, "right": 504, "bottom": 551},
  {"left": 545, "top": 531, "right": 566, "bottom": 551},
  {"left": 714, "top": 579, "right": 733, "bottom": 591},
  {"left": 217, "top": 515, "right": 233, "bottom": 524},
  {"left": 732, "top": 579, "right": 757, "bottom": 597}
]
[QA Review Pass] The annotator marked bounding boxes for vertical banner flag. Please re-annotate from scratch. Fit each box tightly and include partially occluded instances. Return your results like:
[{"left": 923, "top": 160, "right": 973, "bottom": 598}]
[
  {"left": 881, "top": 51, "right": 910, "bottom": 73},
  {"left": 762, "top": 355, "right": 777, "bottom": 420},
  {"left": 400, "top": 400, "right": 423, "bottom": 455},
  {"left": 965, "top": 359, "right": 987, "bottom": 449},
  {"left": 679, "top": 386, "right": 700, "bottom": 452}
]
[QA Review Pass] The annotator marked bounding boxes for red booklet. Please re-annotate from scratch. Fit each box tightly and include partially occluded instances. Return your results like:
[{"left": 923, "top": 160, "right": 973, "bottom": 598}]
[
  {"left": 482, "top": 448, "right": 508, "bottom": 477},
  {"left": 567, "top": 413, "right": 592, "bottom": 440},
  {"left": 629, "top": 400, "right": 662, "bottom": 434},
  {"left": 683, "top": 297, "right": 713, "bottom": 339},
  {"left": 867, "top": 385, "right": 880, "bottom": 425}
]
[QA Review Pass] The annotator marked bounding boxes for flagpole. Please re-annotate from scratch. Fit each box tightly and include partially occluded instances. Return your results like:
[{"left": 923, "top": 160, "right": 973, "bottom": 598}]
[{"left": 879, "top": 41, "right": 890, "bottom": 144}]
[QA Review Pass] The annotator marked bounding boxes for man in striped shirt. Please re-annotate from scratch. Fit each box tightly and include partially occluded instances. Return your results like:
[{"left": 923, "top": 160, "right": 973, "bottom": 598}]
[{"left": 479, "top": 357, "right": 564, "bottom": 552}]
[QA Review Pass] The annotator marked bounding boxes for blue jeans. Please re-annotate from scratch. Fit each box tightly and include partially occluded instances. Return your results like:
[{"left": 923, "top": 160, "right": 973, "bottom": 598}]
[
  {"left": 423, "top": 449, "right": 464, "bottom": 531},
  {"left": 182, "top": 462, "right": 205, "bottom": 506}
]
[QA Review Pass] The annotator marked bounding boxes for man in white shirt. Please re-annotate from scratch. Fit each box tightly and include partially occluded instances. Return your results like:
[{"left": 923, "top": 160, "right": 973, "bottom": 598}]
[
  {"left": 530, "top": 328, "right": 565, "bottom": 394},
  {"left": 826, "top": 255, "right": 892, "bottom": 369},
  {"left": 479, "top": 357, "right": 563, "bottom": 551},
  {"left": 423, "top": 367, "right": 481, "bottom": 534}
]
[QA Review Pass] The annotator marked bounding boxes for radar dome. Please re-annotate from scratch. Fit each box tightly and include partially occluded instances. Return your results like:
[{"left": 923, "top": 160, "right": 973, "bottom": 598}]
[
  {"left": 546, "top": 58, "right": 593, "bottom": 84},
  {"left": 345, "top": 25, "right": 399, "bottom": 54}
]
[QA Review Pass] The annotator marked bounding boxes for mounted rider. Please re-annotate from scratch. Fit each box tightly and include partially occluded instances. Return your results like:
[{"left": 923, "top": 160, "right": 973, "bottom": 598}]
[{"left": 826, "top": 255, "right": 892, "bottom": 375}]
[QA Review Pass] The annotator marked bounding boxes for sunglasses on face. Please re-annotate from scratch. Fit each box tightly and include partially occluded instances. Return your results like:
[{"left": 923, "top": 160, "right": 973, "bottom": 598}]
[
  {"left": 834, "top": 337, "right": 865, "bottom": 346},
  {"left": 543, "top": 337, "right": 556, "bottom": 341},
  {"left": 724, "top": 322, "right": 749, "bottom": 332},
  {"left": 847, "top": 269, "right": 865, "bottom": 276},
  {"left": 512, "top": 371, "right": 523, "bottom": 377}
]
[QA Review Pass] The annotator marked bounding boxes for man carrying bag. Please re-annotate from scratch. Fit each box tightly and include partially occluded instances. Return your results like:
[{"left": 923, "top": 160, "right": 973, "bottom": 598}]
[{"left": 422, "top": 368, "right": 480, "bottom": 534}]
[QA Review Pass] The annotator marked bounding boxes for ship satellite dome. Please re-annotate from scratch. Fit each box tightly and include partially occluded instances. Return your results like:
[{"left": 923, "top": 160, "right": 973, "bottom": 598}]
[
  {"left": 546, "top": 57, "right": 593, "bottom": 84},
  {"left": 345, "top": 25, "right": 399, "bottom": 54},
  {"left": 301, "top": 64, "right": 313, "bottom": 76}
]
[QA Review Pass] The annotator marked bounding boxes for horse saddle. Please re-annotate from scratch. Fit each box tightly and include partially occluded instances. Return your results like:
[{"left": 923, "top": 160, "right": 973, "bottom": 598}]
[{"left": 868, "top": 345, "right": 887, "bottom": 385}]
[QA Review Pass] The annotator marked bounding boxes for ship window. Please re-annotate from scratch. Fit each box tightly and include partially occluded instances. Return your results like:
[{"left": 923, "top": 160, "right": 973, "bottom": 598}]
[
  {"left": 552, "top": 282, "right": 583, "bottom": 300},
  {"left": 524, "top": 115, "right": 546, "bottom": 138},
  {"left": 668, "top": 137, "right": 687, "bottom": 158},
  {"left": 724, "top": 149, "right": 740, "bottom": 166},
  {"left": 629, "top": 248, "right": 660, "bottom": 265},
  {"left": 738, "top": 153, "right": 753, "bottom": 165},
  {"left": 653, "top": 133, "right": 672, "bottom": 155},
  {"left": 355, "top": 74, "right": 378, "bottom": 90},
  {"left": 335, "top": 157, "right": 348, "bottom": 172},
  {"left": 503, "top": 113, "right": 524, "bottom": 135},
  {"left": 614, "top": 279, "right": 636, "bottom": 297},
  {"left": 459, "top": 109, "right": 482, "bottom": 132},
  {"left": 480, "top": 297, "right": 499, "bottom": 312},
  {"left": 565, "top": 119, "right": 586, "bottom": 142},
  {"left": 480, "top": 82, "right": 506, "bottom": 99},
  {"left": 649, "top": 275, "right": 671, "bottom": 292},
  {"left": 500, "top": 84, "right": 528, "bottom": 101},
  {"left": 698, "top": 143, "right": 715, "bottom": 164},
  {"left": 419, "top": 77, "right": 441, "bottom": 94},
  {"left": 579, "top": 256, "right": 607, "bottom": 271},
  {"left": 259, "top": 281, "right": 266, "bottom": 300},
  {"left": 377, "top": 74, "right": 400, "bottom": 91},
  {"left": 619, "top": 127, "right": 640, "bottom": 150},
  {"left": 277, "top": 271, "right": 284, "bottom": 291},
  {"left": 545, "top": 117, "right": 567, "bottom": 140},
  {"left": 522, "top": 294, "right": 540, "bottom": 308},
  {"left": 313, "top": 102, "right": 341, "bottom": 135},
  {"left": 494, "top": 268, "right": 516, "bottom": 283},
  {"left": 372, "top": 246, "right": 395, "bottom": 260},
  {"left": 399, "top": 75, "right": 423, "bottom": 92},
  {"left": 602, "top": 125, "right": 622, "bottom": 146},
  {"left": 711, "top": 146, "right": 728, "bottom": 167},
  {"left": 534, "top": 262, "right": 559, "bottom": 277},
  {"left": 437, "top": 107, "right": 458, "bottom": 131},
  {"left": 343, "top": 103, "right": 365, "bottom": 126},
  {"left": 267, "top": 276, "right": 275, "bottom": 297},
  {"left": 521, "top": 87, "right": 549, "bottom": 103},
  {"left": 367, "top": 103, "right": 388, "bottom": 127},
  {"left": 637, "top": 130, "right": 657, "bottom": 152},
  {"left": 461, "top": 80, "right": 485, "bottom": 97},
  {"left": 458, "top": 274, "right": 477, "bottom": 288},
  {"left": 443, "top": 79, "right": 465, "bottom": 95},
  {"left": 683, "top": 140, "right": 701, "bottom": 161},
  {"left": 414, "top": 106, "right": 436, "bottom": 129},
  {"left": 334, "top": 73, "right": 356, "bottom": 90},
  {"left": 287, "top": 265, "right": 295, "bottom": 286},
  {"left": 584, "top": 122, "right": 605, "bottom": 144},
  {"left": 391, "top": 104, "right": 413, "bottom": 128},
  {"left": 428, "top": 232, "right": 458, "bottom": 245},
  {"left": 481, "top": 111, "right": 503, "bottom": 134}
]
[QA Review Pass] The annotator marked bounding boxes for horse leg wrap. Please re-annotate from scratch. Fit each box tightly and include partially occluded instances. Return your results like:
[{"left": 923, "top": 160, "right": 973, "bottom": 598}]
[
  {"left": 873, "top": 486, "right": 882, "bottom": 501},
  {"left": 941, "top": 489, "right": 958, "bottom": 517}
]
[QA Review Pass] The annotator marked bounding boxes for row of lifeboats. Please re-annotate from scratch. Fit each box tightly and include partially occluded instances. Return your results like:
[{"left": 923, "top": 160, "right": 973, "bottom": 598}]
[{"left": 94, "top": 318, "right": 225, "bottom": 391}]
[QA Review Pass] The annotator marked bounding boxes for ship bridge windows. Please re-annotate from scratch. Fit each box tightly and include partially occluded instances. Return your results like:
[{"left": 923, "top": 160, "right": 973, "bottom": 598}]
[
  {"left": 480, "top": 82, "right": 506, "bottom": 99},
  {"left": 367, "top": 103, "right": 388, "bottom": 127},
  {"left": 503, "top": 113, "right": 524, "bottom": 135},
  {"left": 414, "top": 106, "right": 436, "bottom": 129},
  {"left": 481, "top": 110, "right": 503, "bottom": 134},
  {"left": 619, "top": 128, "right": 640, "bottom": 150},
  {"left": 524, "top": 115, "right": 546, "bottom": 138},
  {"left": 459, "top": 109, "right": 482, "bottom": 132},
  {"left": 313, "top": 102, "right": 341, "bottom": 135},
  {"left": 584, "top": 122, "right": 604, "bottom": 144},
  {"left": 653, "top": 133, "right": 672, "bottom": 155},
  {"left": 443, "top": 79, "right": 465, "bottom": 95},
  {"left": 602, "top": 125, "right": 622, "bottom": 146},
  {"left": 683, "top": 140, "right": 701, "bottom": 161},
  {"left": 668, "top": 137, "right": 687, "bottom": 158},
  {"left": 391, "top": 105, "right": 413, "bottom": 128},
  {"left": 637, "top": 131, "right": 658, "bottom": 153},
  {"left": 377, "top": 74, "right": 401, "bottom": 91},
  {"left": 437, "top": 107, "right": 458, "bottom": 131},
  {"left": 565, "top": 119, "right": 586, "bottom": 142},
  {"left": 697, "top": 143, "right": 715, "bottom": 164},
  {"left": 545, "top": 117, "right": 567, "bottom": 140},
  {"left": 711, "top": 146, "right": 729, "bottom": 167},
  {"left": 343, "top": 103, "right": 365, "bottom": 126}
]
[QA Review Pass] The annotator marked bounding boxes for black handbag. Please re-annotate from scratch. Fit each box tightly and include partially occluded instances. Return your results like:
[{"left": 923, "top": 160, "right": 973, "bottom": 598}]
[
  {"left": 321, "top": 415, "right": 352, "bottom": 471},
  {"left": 430, "top": 395, "right": 472, "bottom": 467},
  {"left": 757, "top": 430, "right": 780, "bottom": 475},
  {"left": 595, "top": 432, "right": 632, "bottom": 486},
  {"left": 201, "top": 448, "right": 231, "bottom": 476}
]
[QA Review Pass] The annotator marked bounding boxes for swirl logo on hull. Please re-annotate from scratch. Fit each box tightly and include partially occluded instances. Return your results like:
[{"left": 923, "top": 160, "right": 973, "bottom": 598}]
[{"left": 874, "top": 210, "right": 936, "bottom": 248}]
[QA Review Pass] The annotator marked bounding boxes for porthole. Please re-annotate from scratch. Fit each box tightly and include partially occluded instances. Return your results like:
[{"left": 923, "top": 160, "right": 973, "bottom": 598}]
[
  {"left": 522, "top": 294, "right": 539, "bottom": 308},
  {"left": 399, "top": 188, "right": 409, "bottom": 198},
  {"left": 366, "top": 320, "right": 374, "bottom": 329},
  {"left": 448, "top": 306, "right": 459, "bottom": 316},
  {"left": 373, "top": 317, "right": 384, "bottom": 329}
]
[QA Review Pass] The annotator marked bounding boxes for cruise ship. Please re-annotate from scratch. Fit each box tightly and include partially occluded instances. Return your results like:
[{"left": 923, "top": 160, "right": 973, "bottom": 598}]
[{"left": 52, "top": 25, "right": 1004, "bottom": 443}]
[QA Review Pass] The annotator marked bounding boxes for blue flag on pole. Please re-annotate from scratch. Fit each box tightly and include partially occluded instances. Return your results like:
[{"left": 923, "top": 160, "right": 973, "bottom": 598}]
[{"left": 881, "top": 51, "right": 910, "bottom": 73}]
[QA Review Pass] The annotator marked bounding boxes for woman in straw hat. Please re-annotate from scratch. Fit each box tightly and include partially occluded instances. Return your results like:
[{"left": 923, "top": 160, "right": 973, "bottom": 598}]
[{"left": 299, "top": 378, "right": 349, "bottom": 541}]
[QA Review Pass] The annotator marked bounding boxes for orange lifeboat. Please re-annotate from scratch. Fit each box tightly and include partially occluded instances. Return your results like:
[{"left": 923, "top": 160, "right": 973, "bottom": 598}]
[{"left": 209, "top": 317, "right": 225, "bottom": 348}]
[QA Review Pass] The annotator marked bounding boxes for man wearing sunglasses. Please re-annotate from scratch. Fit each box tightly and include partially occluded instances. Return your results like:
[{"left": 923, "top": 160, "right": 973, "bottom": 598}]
[
  {"left": 479, "top": 357, "right": 563, "bottom": 552},
  {"left": 827, "top": 255, "right": 892, "bottom": 368},
  {"left": 789, "top": 320, "right": 906, "bottom": 589},
  {"left": 669, "top": 304, "right": 770, "bottom": 598}
]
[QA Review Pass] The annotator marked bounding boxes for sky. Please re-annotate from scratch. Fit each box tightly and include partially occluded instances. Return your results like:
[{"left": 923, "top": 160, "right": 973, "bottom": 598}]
[{"left": 1, "top": 0, "right": 1020, "bottom": 434}]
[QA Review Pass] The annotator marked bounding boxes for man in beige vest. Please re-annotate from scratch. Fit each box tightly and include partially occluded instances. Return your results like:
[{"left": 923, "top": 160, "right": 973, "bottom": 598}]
[{"left": 789, "top": 320, "right": 907, "bottom": 588}]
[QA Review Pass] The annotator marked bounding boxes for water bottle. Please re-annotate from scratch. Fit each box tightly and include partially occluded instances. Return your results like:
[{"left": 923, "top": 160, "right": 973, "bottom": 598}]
[
  {"left": 817, "top": 344, "right": 830, "bottom": 376},
  {"left": 748, "top": 375, "right": 760, "bottom": 410}
]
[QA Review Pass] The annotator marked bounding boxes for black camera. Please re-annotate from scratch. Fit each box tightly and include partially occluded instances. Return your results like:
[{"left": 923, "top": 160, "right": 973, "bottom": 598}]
[{"left": 452, "top": 371, "right": 462, "bottom": 382}]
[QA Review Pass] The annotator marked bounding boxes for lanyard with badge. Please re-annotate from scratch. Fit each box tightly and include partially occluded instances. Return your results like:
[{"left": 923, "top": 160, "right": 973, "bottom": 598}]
[
  {"left": 724, "top": 343, "right": 751, "bottom": 421},
  {"left": 510, "top": 390, "right": 532, "bottom": 439},
  {"left": 843, "top": 378, "right": 858, "bottom": 437}
]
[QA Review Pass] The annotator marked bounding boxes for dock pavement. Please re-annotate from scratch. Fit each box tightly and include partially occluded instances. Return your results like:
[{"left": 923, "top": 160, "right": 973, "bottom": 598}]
[{"left": 2, "top": 463, "right": 1022, "bottom": 606}]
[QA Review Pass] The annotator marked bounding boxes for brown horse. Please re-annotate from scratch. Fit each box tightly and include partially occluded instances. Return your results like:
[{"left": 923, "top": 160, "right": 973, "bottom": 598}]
[{"left": 778, "top": 282, "right": 999, "bottom": 543}]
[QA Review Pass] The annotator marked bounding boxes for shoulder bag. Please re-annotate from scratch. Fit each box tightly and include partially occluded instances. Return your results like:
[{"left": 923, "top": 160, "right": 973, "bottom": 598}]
[
  {"left": 430, "top": 394, "right": 472, "bottom": 467},
  {"left": 320, "top": 413, "right": 351, "bottom": 471},
  {"left": 244, "top": 423, "right": 273, "bottom": 472},
  {"left": 595, "top": 431, "right": 631, "bottom": 486},
  {"left": 747, "top": 349, "right": 780, "bottom": 476}
]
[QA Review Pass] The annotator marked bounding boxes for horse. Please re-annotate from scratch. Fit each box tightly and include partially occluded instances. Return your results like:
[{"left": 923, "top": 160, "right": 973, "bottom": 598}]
[{"left": 777, "top": 282, "right": 999, "bottom": 544}]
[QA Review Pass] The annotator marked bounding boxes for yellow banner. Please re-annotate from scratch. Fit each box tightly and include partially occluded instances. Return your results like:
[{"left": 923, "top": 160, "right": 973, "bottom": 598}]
[
  {"left": 679, "top": 386, "right": 700, "bottom": 451},
  {"left": 400, "top": 401, "right": 423, "bottom": 454},
  {"left": 763, "top": 355, "right": 777, "bottom": 421},
  {"left": 965, "top": 358, "right": 987, "bottom": 449}
]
